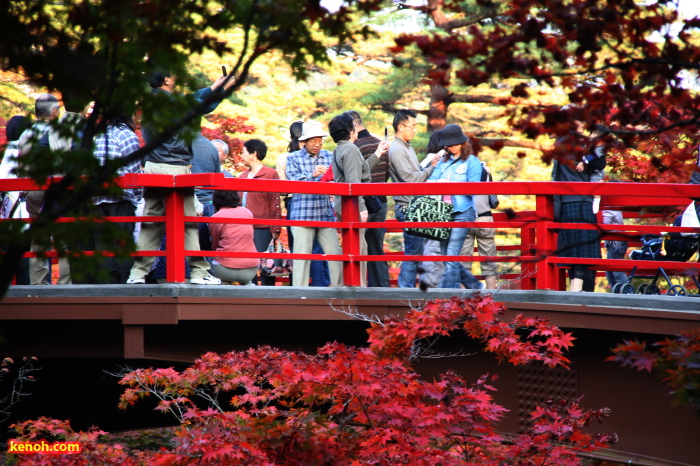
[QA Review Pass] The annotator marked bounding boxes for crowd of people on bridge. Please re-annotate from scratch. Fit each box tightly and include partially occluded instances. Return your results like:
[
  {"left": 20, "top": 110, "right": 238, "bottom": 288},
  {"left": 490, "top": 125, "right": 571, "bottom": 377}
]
[{"left": 2, "top": 70, "right": 672, "bottom": 292}]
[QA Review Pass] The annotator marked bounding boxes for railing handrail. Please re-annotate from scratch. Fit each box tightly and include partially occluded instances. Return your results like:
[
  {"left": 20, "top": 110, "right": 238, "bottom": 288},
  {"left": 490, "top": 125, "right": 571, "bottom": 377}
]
[
  {"left": 3, "top": 175, "right": 700, "bottom": 289},
  {"left": 4, "top": 174, "right": 700, "bottom": 197}
]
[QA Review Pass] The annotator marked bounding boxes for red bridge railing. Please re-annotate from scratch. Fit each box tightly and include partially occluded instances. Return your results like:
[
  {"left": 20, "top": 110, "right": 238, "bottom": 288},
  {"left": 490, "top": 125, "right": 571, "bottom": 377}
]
[{"left": 3, "top": 174, "right": 700, "bottom": 290}]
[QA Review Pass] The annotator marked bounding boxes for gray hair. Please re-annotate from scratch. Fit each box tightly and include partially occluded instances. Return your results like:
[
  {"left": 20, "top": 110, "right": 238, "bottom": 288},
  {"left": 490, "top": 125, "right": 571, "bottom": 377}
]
[
  {"left": 343, "top": 110, "right": 362, "bottom": 127},
  {"left": 211, "top": 139, "right": 229, "bottom": 155},
  {"left": 35, "top": 94, "right": 59, "bottom": 120}
]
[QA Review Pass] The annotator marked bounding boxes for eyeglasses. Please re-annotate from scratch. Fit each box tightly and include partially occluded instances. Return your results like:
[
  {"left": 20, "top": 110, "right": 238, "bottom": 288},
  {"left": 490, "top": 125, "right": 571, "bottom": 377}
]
[{"left": 400, "top": 123, "right": 417, "bottom": 130}]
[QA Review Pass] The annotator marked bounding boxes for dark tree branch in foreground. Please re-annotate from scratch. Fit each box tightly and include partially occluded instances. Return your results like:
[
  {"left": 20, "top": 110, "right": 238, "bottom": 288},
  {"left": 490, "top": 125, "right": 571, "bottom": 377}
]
[
  {"left": 0, "top": 0, "right": 387, "bottom": 299},
  {"left": 0, "top": 357, "right": 40, "bottom": 427}
]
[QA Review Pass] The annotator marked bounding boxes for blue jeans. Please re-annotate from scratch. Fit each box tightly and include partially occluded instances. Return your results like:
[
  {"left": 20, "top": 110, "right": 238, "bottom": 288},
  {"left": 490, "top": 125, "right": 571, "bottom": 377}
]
[
  {"left": 198, "top": 203, "right": 216, "bottom": 252},
  {"left": 396, "top": 206, "right": 425, "bottom": 288},
  {"left": 605, "top": 240, "right": 629, "bottom": 291},
  {"left": 439, "top": 208, "right": 480, "bottom": 289},
  {"left": 309, "top": 239, "right": 330, "bottom": 287}
]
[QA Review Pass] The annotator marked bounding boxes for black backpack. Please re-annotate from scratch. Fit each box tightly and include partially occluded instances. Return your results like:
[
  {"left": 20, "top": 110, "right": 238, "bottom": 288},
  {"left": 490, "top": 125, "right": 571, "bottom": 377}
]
[
  {"left": 480, "top": 164, "right": 499, "bottom": 209},
  {"left": 664, "top": 210, "right": 700, "bottom": 262}
]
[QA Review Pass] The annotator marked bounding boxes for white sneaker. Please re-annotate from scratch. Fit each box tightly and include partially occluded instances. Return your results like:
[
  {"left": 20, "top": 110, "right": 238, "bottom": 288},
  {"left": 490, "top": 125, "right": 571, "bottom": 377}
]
[
  {"left": 191, "top": 274, "right": 221, "bottom": 285},
  {"left": 126, "top": 277, "right": 145, "bottom": 284}
]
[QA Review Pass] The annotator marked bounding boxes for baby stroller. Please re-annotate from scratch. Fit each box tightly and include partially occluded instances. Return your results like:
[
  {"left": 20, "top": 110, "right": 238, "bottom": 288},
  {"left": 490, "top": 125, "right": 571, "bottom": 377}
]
[{"left": 613, "top": 227, "right": 700, "bottom": 295}]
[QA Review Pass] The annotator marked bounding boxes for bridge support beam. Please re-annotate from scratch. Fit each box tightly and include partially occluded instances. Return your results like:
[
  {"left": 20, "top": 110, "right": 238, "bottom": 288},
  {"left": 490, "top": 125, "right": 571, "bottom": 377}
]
[{"left": 124, "top": 325, "right": 144, "bottom": 359}]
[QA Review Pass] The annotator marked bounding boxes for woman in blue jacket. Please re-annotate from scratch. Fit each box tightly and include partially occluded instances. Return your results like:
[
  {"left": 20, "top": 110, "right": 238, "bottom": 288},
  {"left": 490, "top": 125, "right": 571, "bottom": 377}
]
[{"left": 428, "top": 125, "right": 484, "bottom": 289}]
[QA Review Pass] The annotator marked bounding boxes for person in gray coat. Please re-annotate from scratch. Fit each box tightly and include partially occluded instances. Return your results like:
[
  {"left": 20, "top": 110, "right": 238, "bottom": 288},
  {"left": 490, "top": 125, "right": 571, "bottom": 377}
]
[
  {"left": 388, "top": 109, "right": 439, "bottom": 288},
  {"left": 329, "top": 113, "right": 387, "bottom": 287}
]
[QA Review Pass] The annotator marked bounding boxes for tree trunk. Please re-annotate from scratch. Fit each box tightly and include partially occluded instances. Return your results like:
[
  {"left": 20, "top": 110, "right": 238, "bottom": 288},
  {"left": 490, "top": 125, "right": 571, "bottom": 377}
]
[{"left": 427, "top": 83, "right": 452, "bottom": 132}]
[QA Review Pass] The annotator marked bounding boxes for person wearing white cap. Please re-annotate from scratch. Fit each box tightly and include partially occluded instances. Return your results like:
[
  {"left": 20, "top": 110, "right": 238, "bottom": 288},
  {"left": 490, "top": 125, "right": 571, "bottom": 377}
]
[{"left": 285, "top": 120, "right": 343, "bottom": 287}]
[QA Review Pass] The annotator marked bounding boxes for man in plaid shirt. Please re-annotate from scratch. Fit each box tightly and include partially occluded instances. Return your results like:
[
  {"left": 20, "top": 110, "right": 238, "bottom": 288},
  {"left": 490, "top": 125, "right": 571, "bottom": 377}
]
[
  {"left": 286, "top": 120, "right": 343, "bottom": 287},
  {"left": 87, "top": 114, "right": 143, "bottom": 283}
]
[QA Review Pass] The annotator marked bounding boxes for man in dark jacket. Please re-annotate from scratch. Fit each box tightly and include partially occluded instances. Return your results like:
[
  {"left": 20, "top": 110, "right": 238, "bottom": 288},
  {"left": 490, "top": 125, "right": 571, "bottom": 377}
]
[
  {"left": 127, "top": 71, "right": 233, "bottom": 285},
  {"left": 345, "top": 110, "right": 391, "bottom": 287}
]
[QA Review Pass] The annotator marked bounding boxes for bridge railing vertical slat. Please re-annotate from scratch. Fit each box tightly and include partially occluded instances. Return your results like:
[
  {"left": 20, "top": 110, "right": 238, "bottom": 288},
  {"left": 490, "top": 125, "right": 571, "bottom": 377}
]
[
  {"left": 535, "top": 194, "right": 559, "bottom": 290},
  {"left": 520, "top": 222, "right": 536, "bottom": 290},
  {"left": 340, "top": 194, "right": 362, "bottom": 287},
  {"left": 165, "top": 188, "right": 187, "bottom": 283}
]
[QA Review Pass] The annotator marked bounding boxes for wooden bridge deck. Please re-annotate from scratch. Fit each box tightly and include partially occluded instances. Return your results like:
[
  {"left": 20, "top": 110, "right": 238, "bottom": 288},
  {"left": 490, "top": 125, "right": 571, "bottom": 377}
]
[{"left": 2, "top": 285, "right": 698, "bottom": 359}]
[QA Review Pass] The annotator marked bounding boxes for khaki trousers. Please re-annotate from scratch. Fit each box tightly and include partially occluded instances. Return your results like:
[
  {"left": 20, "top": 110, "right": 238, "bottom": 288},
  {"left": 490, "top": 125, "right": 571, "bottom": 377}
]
[
  {"left": 128, "top": 162, "right": 210, "bottom": 280},
  {"left": 25, "top": 190, "right": 71, "bottom": 285},
  {"left": 290, "top": 226, "right": 343, "bottom": 287},
  {"left": 461, "top": 215, "right": 498, "bottom": 278}
]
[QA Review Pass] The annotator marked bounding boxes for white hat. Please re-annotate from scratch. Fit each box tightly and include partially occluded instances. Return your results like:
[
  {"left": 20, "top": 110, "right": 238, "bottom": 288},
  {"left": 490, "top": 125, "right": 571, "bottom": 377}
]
[{"left": 298, "top": 120, "right": 329, "bottom": 141}]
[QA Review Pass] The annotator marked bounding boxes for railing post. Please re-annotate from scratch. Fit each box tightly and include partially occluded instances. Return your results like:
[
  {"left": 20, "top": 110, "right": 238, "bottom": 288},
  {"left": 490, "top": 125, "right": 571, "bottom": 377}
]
[
  {"left": 520, "top": 225, "right": 536, "bottom": 290},
  {"left": 340, "top": 194, "right": 362, "bottom": 287},
  {"left": 535, "top": 194, "right": 558, "bottom": 290},
  {"left": 165, "top": 188, "right": 187, "bottom": 283}
]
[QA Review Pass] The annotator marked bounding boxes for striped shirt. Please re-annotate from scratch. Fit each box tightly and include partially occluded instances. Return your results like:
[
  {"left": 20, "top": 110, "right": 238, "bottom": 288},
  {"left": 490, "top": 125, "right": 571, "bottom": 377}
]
[
  {"left": 285, "top": 147, "right": 335, "bottom": 222},
  {"left": 92, "top": 124, "right": 143, "bottom": 206},
  {"left": 355, "top": 129, "right": 390, "bottom": 184}
]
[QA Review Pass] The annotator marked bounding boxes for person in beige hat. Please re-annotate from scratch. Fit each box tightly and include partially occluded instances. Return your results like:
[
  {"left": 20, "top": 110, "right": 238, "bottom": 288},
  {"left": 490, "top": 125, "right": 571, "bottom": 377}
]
[{"left": 285, "top": 120, "right": 343, "bottom": 287}]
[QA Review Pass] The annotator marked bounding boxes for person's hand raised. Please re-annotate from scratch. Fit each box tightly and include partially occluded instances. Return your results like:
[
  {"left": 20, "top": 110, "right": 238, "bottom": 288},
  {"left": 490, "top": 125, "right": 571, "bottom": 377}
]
[
  {"left": 211, "top": 75, "right": 236, "bottom": 91},
  {"left": 374, "top": 140, "right": 389, "bottom": 158}
]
